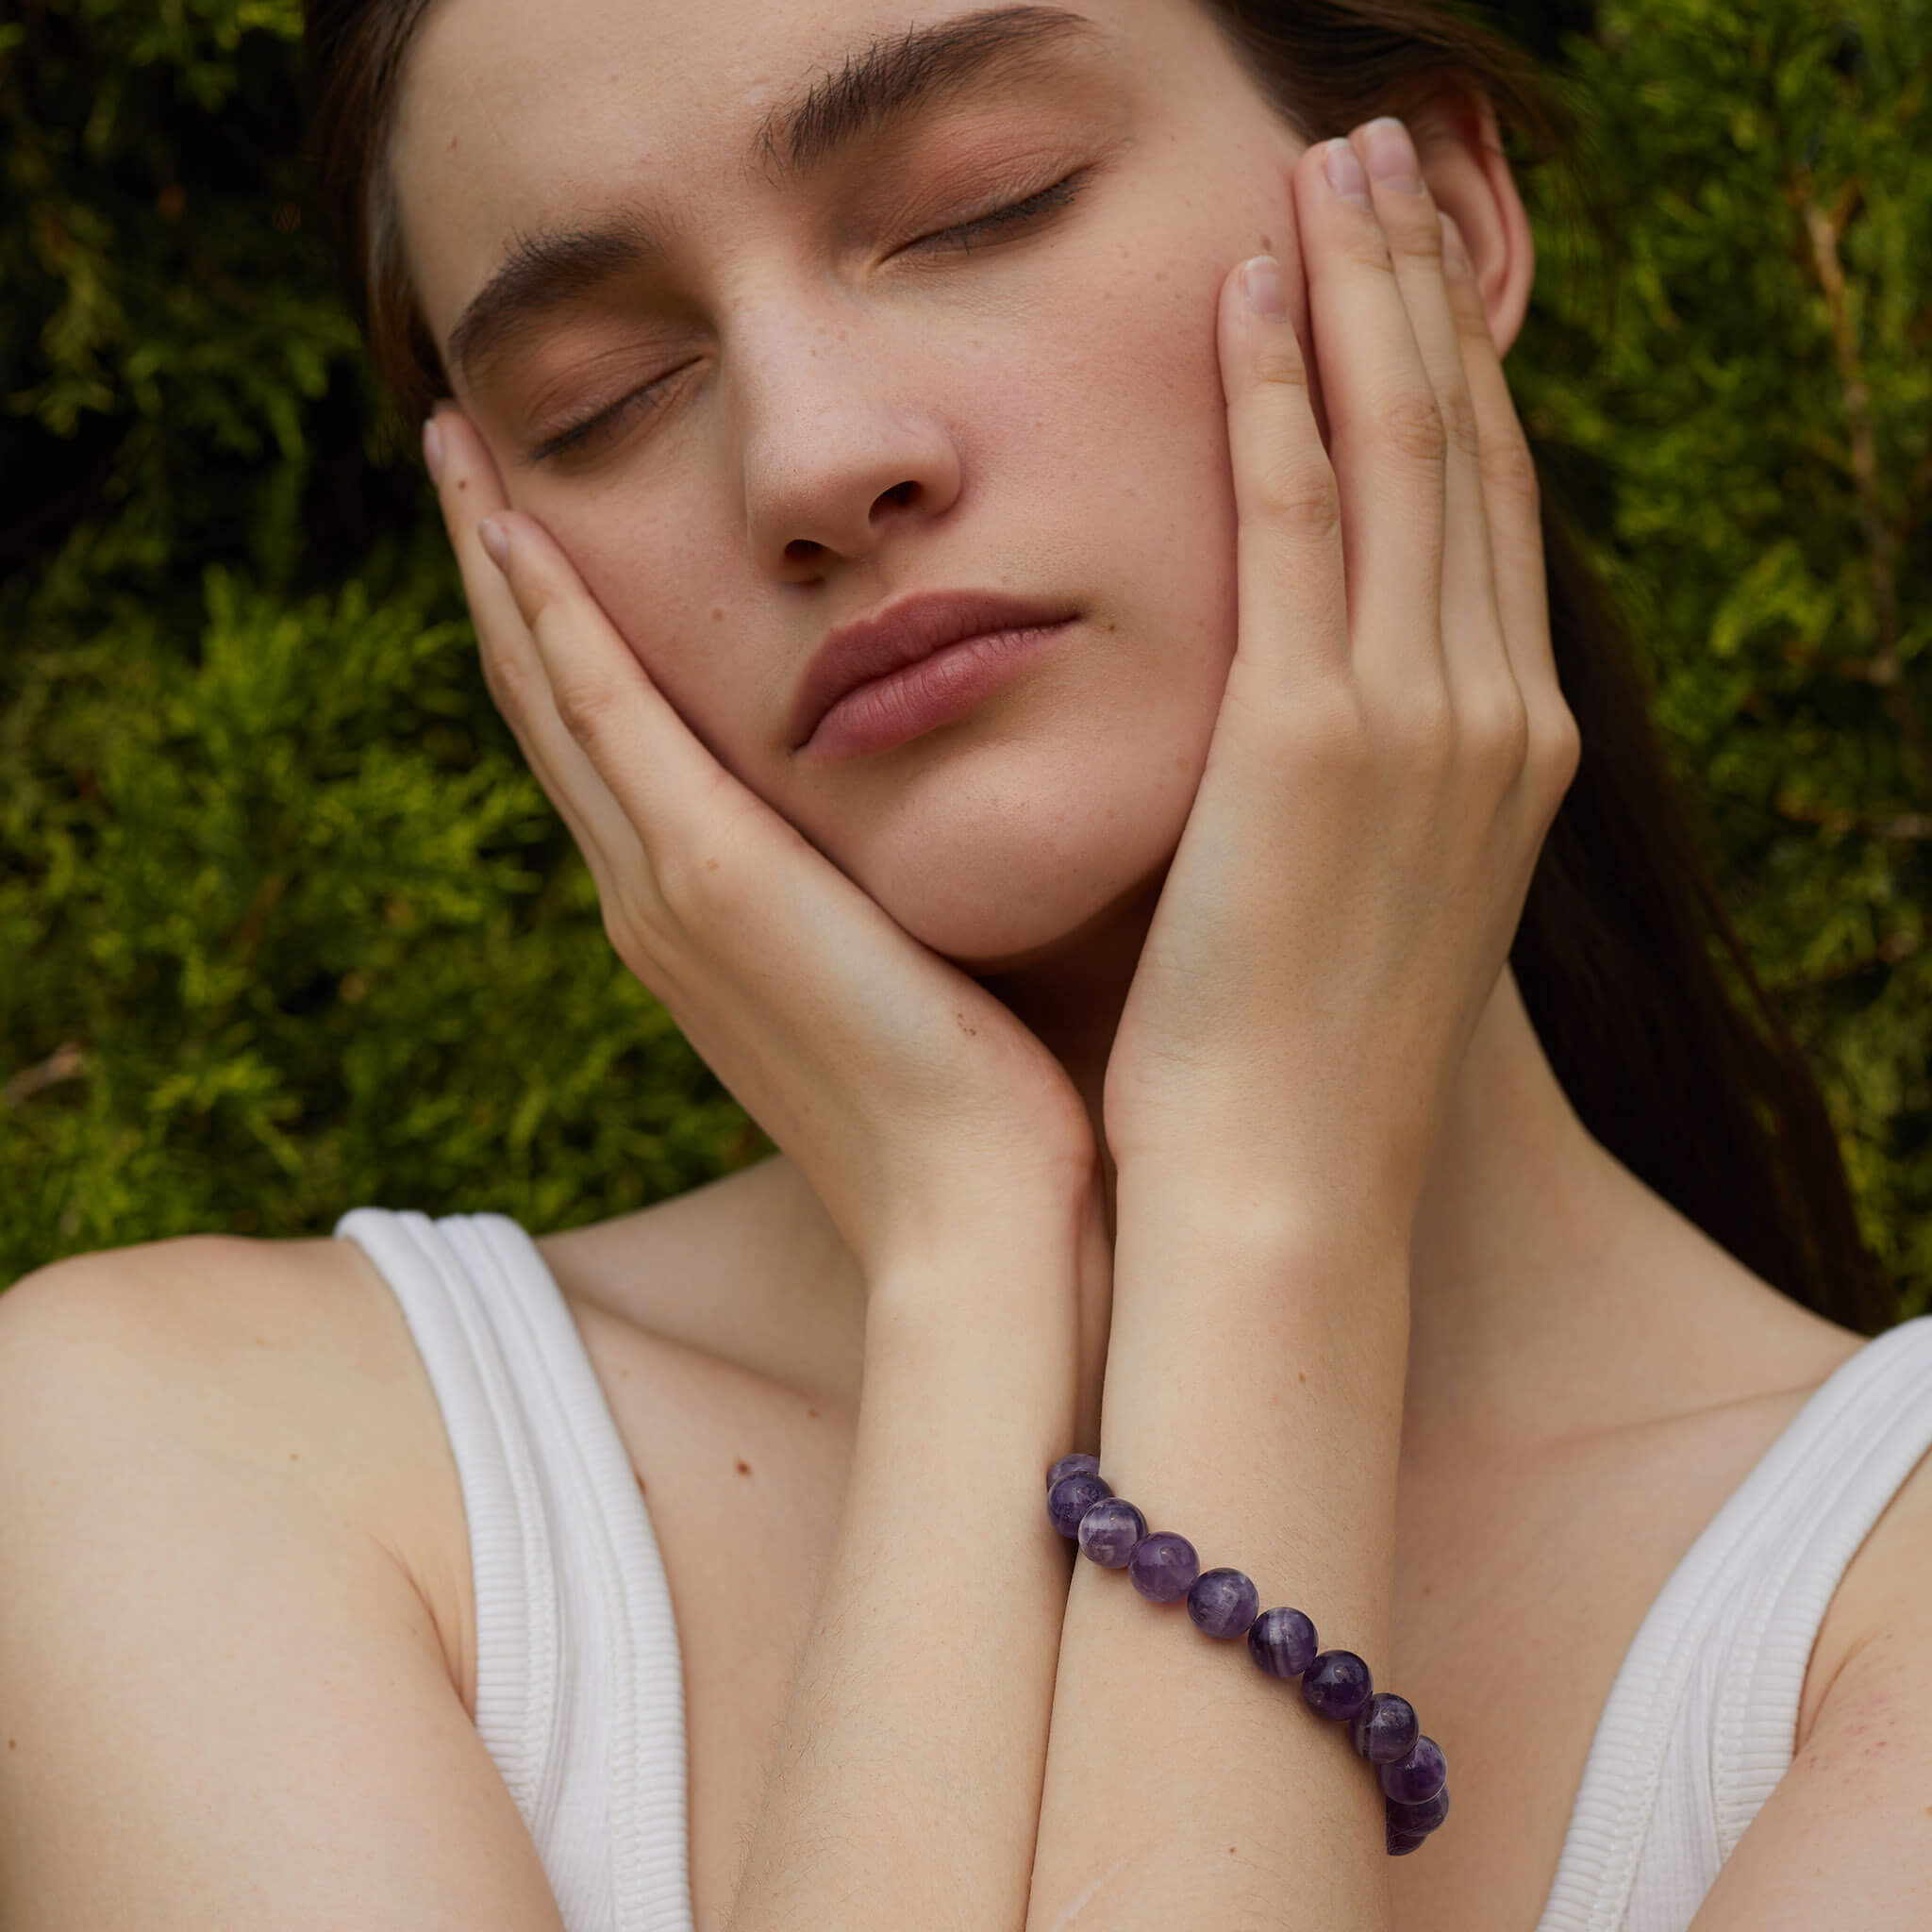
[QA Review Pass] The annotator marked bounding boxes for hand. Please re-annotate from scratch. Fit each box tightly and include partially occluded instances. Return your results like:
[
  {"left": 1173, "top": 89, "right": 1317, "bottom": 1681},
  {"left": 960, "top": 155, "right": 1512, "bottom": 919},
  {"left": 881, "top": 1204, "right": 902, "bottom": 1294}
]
[
  {"left": 1101, "top": 122, "right": 1579, "bottom": 1237},
  {"left": 424, "top": 413, "right": 1097, "bottom": 1282}
]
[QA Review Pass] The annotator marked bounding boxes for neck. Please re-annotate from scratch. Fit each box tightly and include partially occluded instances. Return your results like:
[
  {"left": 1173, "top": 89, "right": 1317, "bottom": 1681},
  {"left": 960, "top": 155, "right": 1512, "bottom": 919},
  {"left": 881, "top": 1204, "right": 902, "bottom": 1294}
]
[
  {"left": 974, "top": 895, "right": 1646, "bottom": 1458},
  {"left": 769, "top": 892, "right": 1771, "bottom": 1460}
]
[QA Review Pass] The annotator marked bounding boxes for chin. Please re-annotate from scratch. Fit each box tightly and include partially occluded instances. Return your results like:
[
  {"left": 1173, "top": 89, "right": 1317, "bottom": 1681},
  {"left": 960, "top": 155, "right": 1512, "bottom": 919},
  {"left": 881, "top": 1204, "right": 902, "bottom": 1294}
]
[{"left": 836, "top": 778, "right": 1186, "bottom": 971}]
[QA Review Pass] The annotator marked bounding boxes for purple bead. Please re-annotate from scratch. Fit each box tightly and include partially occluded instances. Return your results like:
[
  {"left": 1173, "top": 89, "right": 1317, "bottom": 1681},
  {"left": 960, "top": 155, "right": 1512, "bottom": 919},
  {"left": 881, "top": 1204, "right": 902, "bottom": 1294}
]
[
  {"left": 1351, "top": 1691, "right": 1420, "bottom": 1764},
  {"left": 1301, "top": 1649, "right": 1374, "bottom": 1722},
  {"left": 1045, "top": 1453, "right": 1100, "bottom": 1491},
  {"left": 1386, "top": 1821, "right": 1429, "bottom": 1857},
  {"left": 1076, "top": 1496, "right": 1146, "bottom": 1568},
  {"left": 1046, "top": 1470, "right": 1112, "bottom": 1540},
  {"left": 1186, "top": 1566, "right": 1260, "bottom": 1640},
  {"left": 1387, "top": 1783, "right": 1450, "bottom": 1837},
  {"left": 1126, "top": 1530, "right": 1200, "bottom": 1603},
  {"left": 1247, "top": 1606, "right": 1319, "bottom": 1679},
  {"left": 1378, "top": 1734, "right": 1447, "bottom": 1807}
]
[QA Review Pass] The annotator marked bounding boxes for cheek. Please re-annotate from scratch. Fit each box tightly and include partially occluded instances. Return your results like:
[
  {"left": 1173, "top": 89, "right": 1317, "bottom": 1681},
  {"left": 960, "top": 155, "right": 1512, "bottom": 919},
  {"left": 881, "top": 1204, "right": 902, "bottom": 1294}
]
[{"left": 511, "top": 475, "right": 775, "bottom": 780}]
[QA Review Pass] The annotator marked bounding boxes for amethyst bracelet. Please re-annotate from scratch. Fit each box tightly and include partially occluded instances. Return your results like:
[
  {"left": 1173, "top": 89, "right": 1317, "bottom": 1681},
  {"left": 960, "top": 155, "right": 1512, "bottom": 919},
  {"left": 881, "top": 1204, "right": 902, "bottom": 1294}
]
[{"left": 1045, "top": 1454, "right": 1449, "bottom": 1857}]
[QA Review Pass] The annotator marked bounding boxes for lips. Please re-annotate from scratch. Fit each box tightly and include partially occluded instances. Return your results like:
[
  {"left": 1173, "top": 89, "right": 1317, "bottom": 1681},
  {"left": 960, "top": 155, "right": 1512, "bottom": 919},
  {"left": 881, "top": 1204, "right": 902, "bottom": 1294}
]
[{"left": 789, "top": 589, "right": 1079, "bottom": 753}]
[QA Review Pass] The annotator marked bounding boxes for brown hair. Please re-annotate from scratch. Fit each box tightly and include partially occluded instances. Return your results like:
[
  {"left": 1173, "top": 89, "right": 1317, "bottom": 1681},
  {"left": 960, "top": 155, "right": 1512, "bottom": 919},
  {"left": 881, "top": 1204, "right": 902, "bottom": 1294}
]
[{"left": 302, "top": 0, "right": 1896, "bottom": 1334}]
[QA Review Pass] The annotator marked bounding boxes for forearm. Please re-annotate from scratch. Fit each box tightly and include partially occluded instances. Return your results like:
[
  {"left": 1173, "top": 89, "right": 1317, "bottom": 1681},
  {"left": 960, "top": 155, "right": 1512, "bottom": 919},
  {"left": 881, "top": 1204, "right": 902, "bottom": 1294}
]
[
  {"left": 724, "top": 1199, "right": 1090, "bottom": 1932},
  {"left": 1025, "top": 1174, "right": 1407, "bottom": 1930}
]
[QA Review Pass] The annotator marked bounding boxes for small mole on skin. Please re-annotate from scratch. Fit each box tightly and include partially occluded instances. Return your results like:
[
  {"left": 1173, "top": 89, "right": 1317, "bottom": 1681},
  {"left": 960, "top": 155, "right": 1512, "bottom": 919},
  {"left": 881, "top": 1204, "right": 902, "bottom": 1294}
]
[
  {"left": 289, "top": 1452, "right": 299, "bottom": 1461},
  {"left": 707, "top": 858, "right": 719, "bottom": 871},
  {"left": 711, "top": 607, "right": 724, "bottom": 622},
  {"left": 1261, "top": 234, "right": 1272, "bottom": 252},
  {"left": 735, "top": 1457, "right": 753, "bottom": 1475},
  {"left": 1298, "top": 1371, "right": 1307, "bottom": 1384},
  {"left": 807, "top": 1407, "right": 820, "bottom": 1419}
]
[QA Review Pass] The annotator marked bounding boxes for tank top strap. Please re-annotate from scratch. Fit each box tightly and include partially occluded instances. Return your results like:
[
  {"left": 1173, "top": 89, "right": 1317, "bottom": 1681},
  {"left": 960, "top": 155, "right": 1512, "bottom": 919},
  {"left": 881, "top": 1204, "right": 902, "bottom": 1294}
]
[
  {"left": 1710, "top": 1314, "right": 1932, "bottom": 1845},
  {"left": 1539, "top": 1313, "right": 1932, "bottom": 1931},
  {"left": 335, "top": 1207, "right": 694, "bottom": 1932}
]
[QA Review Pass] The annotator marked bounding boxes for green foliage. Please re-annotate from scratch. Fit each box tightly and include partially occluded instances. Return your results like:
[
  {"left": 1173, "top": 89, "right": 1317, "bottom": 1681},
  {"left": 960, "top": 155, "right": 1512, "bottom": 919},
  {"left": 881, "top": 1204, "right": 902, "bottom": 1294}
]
[
  {"left": 1, "top": 0, "right": 758, "bottom": 1279},
  {"left": 2, "top": 0, "right": 1926, "bottom": 1313},
  {"left": 1508, "top": 0, "right": 1932, "bottom": 1309}
]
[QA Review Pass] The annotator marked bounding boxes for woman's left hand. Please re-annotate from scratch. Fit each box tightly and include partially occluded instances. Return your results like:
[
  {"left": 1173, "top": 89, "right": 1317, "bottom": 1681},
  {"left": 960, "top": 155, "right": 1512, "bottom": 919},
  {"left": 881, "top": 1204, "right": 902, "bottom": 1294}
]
[{"left": 1102, "top": 122, "right": 1579, "bottom": 1242}]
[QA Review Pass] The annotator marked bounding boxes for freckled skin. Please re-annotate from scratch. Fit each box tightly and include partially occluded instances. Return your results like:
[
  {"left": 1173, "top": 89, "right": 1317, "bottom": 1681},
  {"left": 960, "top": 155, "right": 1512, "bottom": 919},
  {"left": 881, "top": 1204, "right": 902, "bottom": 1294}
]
[{"left": 389, "top": 0, "right": 1330, "bottom": 968}]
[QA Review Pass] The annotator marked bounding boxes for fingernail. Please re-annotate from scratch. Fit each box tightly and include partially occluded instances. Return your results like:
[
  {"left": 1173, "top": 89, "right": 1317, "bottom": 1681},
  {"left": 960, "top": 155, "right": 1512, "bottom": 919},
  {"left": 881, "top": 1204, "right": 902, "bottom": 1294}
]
[
  {"left": 1360, "top": 118, "right": 1423, "bottom": 194},
  {"left": 477, "top": 515, "right": 509, "bottom": 569},
  {"left": 1440, "top": 212, "right": 1472, "bottom": 277},
  {"left": 1323, "top": 137, "right": 1373, "bottom": 209},
  {"left": 1241, "top": 255, "right": 1288, "bottom": 319},
  {"left": 422, "top": 414, "right": 444, "bottom": 484}
]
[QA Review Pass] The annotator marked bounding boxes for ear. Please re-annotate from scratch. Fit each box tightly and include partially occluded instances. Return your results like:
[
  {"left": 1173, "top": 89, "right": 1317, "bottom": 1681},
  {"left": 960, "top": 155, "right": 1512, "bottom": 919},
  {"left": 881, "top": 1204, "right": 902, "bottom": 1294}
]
[{"left": 1411, "top": 84, "right": 1537, "bottom": 360}]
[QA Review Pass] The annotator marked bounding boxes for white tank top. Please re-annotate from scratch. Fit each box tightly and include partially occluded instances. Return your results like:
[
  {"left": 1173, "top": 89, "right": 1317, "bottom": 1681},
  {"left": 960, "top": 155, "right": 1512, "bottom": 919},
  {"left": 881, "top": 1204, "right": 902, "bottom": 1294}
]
[{"left": 335, "top": 1207, "right": 1932, "bottom": 1932}]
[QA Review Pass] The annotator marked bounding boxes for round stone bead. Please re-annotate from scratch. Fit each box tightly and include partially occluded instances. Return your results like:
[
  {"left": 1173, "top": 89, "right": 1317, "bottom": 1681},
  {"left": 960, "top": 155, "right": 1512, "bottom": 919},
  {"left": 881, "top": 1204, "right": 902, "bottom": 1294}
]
[
  {"left": 1301, "top": 1649, "right": 1374, "bottom": 1722},
  {"left": 1186, "top": 1566, "right": 1260, "bottom": 1640},
  {"left": 1351, "top": 1691, "right": 1421, "bottom": 1764},
  {"left": 1046, "top": 1470, "right": 1112, "bottom": 1540},
  {"left": 1386, "top": 1783, "right": 1450, "bottom": 1838},
  {"left": 1075, "top": 1496, "right": 1147, "bottom": 1568},
  {"left": 1386, "top": 1820, "right": 1429, "bottom": 1857},
  {"left": 1126, "top": 1530, "right": 1200, "bottom": 1603},
  {"left": 1377, "top": 1734, "right": 1447, "bottom": 1807},
  {"left": 1247, "top": 1606, "right": 1319, "bottom": 1679},
  {"left": 1045, "top": 1453, "right": 1100, "bottom": 1491}
]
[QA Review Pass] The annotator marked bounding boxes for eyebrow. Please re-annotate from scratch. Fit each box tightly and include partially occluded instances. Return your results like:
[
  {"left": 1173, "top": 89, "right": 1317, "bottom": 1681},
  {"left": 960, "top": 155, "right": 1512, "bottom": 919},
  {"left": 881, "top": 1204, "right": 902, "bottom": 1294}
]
[{"left": 442, "top": 4, "right": 1105, "bottom": 386}]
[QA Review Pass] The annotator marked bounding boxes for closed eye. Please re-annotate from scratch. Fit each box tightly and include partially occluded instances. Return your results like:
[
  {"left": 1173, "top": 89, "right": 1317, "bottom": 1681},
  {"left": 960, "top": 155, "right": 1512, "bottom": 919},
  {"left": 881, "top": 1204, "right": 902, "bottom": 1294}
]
[
  {"left": 527, "top": 362, "right": 696, "bottom": 467},
  {"left": 909, "top": 172, "right": 1088, "bottom": 254},
  {"left": 527, "top": 173, "right": 1090, "bottom": 466}
]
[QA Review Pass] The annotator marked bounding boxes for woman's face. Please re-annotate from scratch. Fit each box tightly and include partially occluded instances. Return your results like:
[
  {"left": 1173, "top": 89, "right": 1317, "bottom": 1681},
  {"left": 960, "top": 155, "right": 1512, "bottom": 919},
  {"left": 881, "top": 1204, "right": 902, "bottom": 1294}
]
[{"left": 393, "top": 0, "right": 1318, "bottom": 966}]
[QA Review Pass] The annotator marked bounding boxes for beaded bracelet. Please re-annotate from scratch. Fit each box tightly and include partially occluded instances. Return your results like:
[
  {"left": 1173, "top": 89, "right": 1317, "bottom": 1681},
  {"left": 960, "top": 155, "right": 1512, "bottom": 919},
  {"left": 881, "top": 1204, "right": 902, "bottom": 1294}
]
[{"left": 1045, "top": 1454, "right": 1450, "bottom": 1857}]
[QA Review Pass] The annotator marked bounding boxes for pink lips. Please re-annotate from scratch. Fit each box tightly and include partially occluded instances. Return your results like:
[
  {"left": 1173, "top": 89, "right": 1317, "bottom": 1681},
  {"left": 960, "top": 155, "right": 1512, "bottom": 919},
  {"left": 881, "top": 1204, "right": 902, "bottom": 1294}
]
[{"left": 790, "top": 590, "right": 1077, "bottom": 758}]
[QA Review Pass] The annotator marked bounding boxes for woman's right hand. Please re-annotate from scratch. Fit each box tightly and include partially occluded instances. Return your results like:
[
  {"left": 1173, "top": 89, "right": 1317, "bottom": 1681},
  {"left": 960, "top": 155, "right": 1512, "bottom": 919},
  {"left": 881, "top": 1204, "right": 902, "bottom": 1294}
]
[{"left": 425, "top": 408, "right": 1098, "bottom": 1286}]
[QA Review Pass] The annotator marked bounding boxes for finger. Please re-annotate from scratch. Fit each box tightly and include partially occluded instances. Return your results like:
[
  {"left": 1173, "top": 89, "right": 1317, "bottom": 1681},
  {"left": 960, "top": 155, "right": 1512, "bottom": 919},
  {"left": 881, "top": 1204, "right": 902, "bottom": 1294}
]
[
  {"left": 1350, "top": 121, "right": 1513, "bottom": 724},
  {"left": 467, "top": 500, "right": 742, "bottom": 858},
  {"left": 1294, "top": 131, "right": 1448, "bottom": 695},
  {"left": 1218, "top": 252, "right": 1350, "bottom": 683},
  {"left": 427, "top": 410, "right": 648, "bottom": 873},
  {"left": 1426, "top": 221, "right": 1563, "bottom": 727}
]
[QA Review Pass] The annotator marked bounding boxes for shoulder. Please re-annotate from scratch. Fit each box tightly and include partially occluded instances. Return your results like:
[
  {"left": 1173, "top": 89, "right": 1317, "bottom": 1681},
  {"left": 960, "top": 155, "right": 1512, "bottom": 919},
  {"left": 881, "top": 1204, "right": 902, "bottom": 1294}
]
[
  {"left": 0, "top": 1236, "right": 574, "bottom": 1925},
  {"left": 1688, "top": 1330, "right": 1932, "bottom": 1926},
  {"left": 0, "top": 1230, "right": 469, "bottom": 1685},
  {"left": 1, "top": 1230, "right": 445, "bottom": 1477}
]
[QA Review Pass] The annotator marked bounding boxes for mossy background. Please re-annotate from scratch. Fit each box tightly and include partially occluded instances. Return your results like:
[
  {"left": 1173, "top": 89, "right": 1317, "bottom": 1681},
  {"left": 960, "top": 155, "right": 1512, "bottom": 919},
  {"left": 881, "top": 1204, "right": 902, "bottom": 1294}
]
[{"left": 3, "top": 0, "right": 1926, "bottom": 1314}]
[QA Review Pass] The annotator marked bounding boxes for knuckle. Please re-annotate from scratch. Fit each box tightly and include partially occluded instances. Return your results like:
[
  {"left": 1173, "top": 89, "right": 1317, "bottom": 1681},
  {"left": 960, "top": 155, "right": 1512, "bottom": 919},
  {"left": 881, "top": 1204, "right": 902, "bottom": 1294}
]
[
  {"left": 1464, "top": 680, "right": 1531, "bottom": 774},
  {"left": 1379, "top": 676, "right": 1455, "bottom": 767},
  {"left": 1251, "top": 451, "right": 1343, "bottom": 537},
  {"left": 547, "top": 667, "right": 624, "bottom": 747},
  {"left": 1287, "top": 683, "right": 1374, "bottom": 773},
  {"left": 1480, "top": 429, "right": 1541, "bottom": 513},
  {"left": 1536, "top": 697, "right": 1584, "bottom": 801},
  {"left": 1439, "top": 385, "right": 1483, "bottom": 465},
  {"left": 1384, "top": 203, "right": 1444, "bottom": 262},
  {"left": 480, "top": 643, "right": 540, "bottom": 720},
  {"left": 1380, "top": 388, "right": 1448, "bottom": 466},
  {"left": 1250, "top": 340, "right": 1313, "bottom": 396}
]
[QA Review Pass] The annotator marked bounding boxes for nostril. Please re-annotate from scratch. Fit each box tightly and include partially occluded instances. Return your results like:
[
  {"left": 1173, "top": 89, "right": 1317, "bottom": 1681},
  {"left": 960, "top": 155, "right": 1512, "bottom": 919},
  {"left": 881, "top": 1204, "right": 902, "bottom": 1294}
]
[
  {"left": 871, "top": 480, "right": 919, "bottom": 518},
  {"left": 784, "top": 538, "right": 824, "bottom": 564}
]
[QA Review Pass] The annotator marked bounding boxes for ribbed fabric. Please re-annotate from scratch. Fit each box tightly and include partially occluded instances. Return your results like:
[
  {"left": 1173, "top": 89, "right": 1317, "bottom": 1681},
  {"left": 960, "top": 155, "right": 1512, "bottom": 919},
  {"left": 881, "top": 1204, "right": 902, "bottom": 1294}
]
[
  {"left": 336, "top": 1208, "right": 693, "bottom": 1932},
  {"left": 1536, "top": 1312, "right": 1932, "bottom": 1930},
  {"left": 338, "top": 1205, "right": 1932, "bottom": 1932}
]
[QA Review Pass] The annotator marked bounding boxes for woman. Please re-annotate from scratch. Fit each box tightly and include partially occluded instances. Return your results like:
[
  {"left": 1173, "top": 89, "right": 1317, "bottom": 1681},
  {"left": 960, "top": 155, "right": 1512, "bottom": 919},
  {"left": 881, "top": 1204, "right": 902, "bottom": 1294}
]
[{"left": 1, "top": 0, "right": 1926, "bottom": 1926}]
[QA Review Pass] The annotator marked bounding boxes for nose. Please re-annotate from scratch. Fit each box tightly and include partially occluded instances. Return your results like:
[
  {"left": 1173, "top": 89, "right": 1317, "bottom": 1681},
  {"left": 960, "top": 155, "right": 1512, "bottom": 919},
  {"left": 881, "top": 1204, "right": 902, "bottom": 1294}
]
[{"left": 735, "top": 315, "right": 963, "bottom": 578}]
